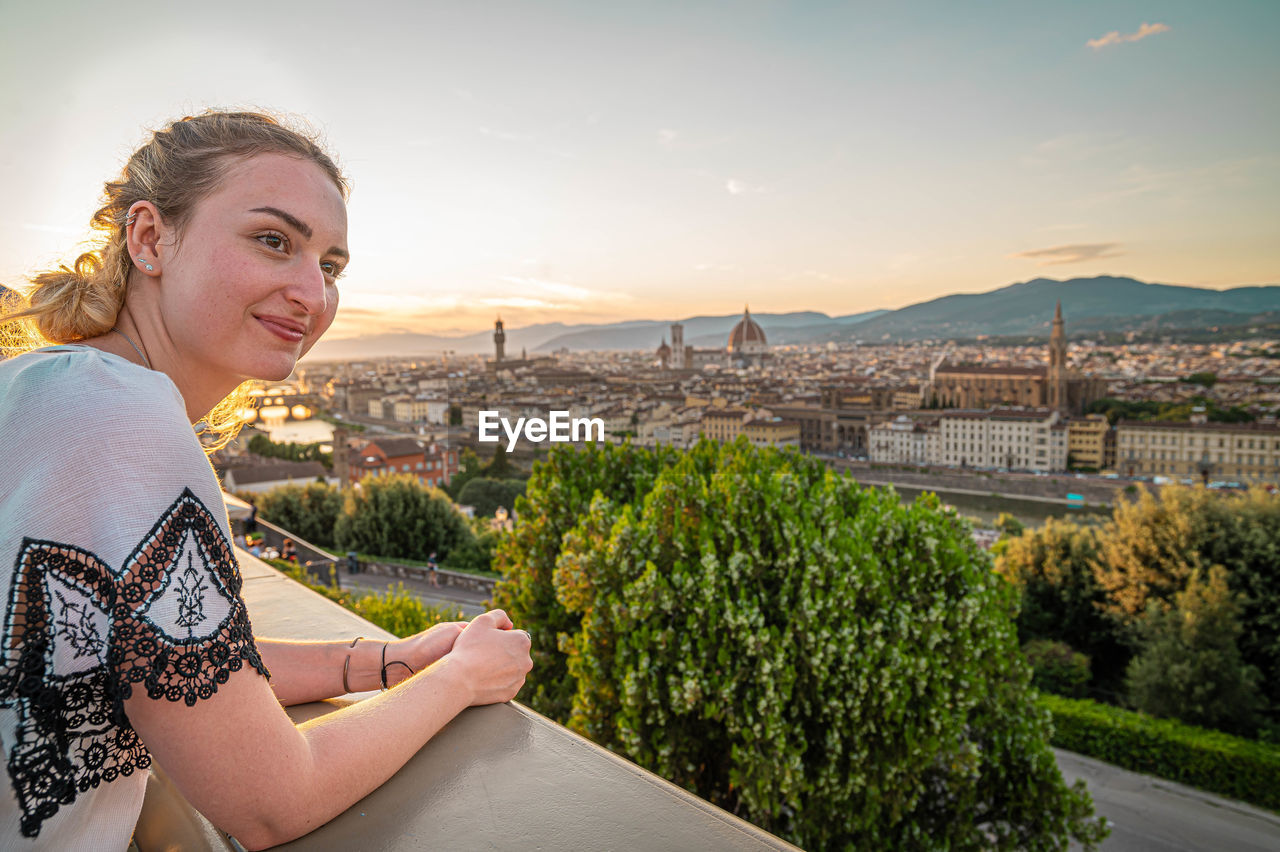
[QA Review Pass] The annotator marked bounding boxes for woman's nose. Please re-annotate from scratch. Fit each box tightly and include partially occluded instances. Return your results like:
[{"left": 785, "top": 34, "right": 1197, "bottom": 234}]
[{"left": 285, "top": 259, "right": 329, "bottom": 315}]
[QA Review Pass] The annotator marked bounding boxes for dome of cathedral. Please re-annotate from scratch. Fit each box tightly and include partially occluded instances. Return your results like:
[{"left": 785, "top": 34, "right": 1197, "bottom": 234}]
[
  {"left": 656, "top": 337, "right": 671, "bottom": 357},
  {"left": 727, "top": 307, "right": 767, "bottom": 352}
]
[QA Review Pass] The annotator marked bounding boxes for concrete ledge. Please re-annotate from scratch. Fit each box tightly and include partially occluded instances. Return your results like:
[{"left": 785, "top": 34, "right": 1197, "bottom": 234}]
[{"left": 134, "top": 549, "right": 796, "bottom": 851}]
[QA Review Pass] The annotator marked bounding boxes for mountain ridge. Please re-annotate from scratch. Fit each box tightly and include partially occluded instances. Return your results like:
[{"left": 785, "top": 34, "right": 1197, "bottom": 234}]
[{"left": 302, "top": 276, "right": 1280, "bottom": 360}]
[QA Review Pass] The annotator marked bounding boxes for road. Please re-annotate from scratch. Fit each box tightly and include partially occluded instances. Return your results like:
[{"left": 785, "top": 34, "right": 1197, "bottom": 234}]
[
  {"left": 1057, "top": 748, "right": 1280, "bottom": 851},
  {"left": 334, "top": 570, "right": 491, "bottom": 618}
]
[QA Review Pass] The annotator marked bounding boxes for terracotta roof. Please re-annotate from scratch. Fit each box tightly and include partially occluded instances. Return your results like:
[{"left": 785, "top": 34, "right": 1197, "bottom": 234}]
[{"left": 361, "top": 437, "right": 426, "bottom": 458}]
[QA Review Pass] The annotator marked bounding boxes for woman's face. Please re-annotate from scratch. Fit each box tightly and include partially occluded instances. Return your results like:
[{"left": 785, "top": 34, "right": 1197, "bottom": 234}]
[{"left": 155, "top": 152, "right": 348, "bottom": 384}]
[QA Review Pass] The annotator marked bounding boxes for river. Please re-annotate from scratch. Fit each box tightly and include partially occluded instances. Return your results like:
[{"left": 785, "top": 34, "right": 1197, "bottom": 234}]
[{"left": 889, "top": 485, "right": 1110, "bottom": 528}]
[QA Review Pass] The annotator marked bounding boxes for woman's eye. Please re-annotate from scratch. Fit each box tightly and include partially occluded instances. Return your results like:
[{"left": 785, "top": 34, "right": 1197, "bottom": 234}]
[
  {"left": 257, "top": 232, "right": 288, "bottom": 251},
  {"left": 321, "top": 261, "right": 345, "bottom": 280}
]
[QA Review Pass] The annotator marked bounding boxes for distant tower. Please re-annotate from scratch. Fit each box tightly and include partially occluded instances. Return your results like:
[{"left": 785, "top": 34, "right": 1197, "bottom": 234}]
[
  {"left": 494, "top": 316, "right": 506, "bottom": 363},
  {"left": 333, "top": 427, "right": 350, "bottom": 487},
  {"left": 1048, "top": 301, "right": 1067, "bottom": 411},
  {"left": 670, "top": 322, "right": 685, "bottom": 369}
]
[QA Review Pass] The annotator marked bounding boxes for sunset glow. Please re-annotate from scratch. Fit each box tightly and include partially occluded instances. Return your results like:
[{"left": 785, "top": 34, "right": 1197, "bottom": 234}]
[{"left": 2, "top": 2, "right": 1276, "bottom": 341}]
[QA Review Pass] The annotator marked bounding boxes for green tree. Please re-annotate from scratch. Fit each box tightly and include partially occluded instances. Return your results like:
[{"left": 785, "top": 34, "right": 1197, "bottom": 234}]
[
  {"left": 1126, "top": 565, "right": 1264, "bottom": 736},
  {"left": 480, "top": 444, "right": 517, "bottom": 479},
  {"left": 490, "top": 441, "right": 678, "bottom": 721},
  {"left": 1023, "top": 639, "right": 1091, "bottom": 698},
  {"left": 501, "top": 439, "right": 1107, "bottom": 850},
  {"left": 248, "top": 433, "right": 333, "bottom": 469},
  {"left": 444, "top": 448, "right": 482, "bottom": 499},
  {"left": 253, "top": 481, "right": 344, "bottom": 548},
  {"left": 1185, "top": 371, "right": 1218, "bottom": 388},
  {"left": 334, "top": 474, "right": 472, "bottom": 562},
  {"left": 1092, "top": 486, "right": 1208, "bottom": 620},
  {"left": 996, "top": 518, "right": 1129, "bottom": 695},
  {"left": 456, "top": 477, "right": 526, "bottom": 517},
  {"left": 444, "top": 521, "right": 501, "bottom": 575}
]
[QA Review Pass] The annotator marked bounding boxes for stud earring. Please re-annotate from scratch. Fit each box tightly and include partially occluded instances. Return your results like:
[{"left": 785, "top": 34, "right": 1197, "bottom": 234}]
[{"left": 136, "top": 256, "right": 154, "bottom": 272}]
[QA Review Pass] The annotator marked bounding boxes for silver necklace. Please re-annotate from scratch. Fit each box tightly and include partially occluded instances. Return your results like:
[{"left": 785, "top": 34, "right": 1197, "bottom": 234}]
[{"left": 110, "top": 327, "right": 152, "bottom": 370}]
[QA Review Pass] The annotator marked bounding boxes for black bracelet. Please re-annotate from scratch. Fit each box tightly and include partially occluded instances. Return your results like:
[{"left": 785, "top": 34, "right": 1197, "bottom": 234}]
[{"left": 379, "top": 641, "right": 416, "bottom": 690}]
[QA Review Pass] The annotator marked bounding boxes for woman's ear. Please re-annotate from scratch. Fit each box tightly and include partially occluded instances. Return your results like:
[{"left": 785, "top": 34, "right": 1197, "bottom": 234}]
[{"left": 124, "top": 201, "right": 166, "bottom": 277}]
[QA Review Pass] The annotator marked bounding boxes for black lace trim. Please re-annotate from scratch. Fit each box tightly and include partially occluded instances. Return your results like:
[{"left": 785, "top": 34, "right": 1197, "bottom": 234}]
[{"left": 0, "top": 488, "right": 269, "bottom": 838}]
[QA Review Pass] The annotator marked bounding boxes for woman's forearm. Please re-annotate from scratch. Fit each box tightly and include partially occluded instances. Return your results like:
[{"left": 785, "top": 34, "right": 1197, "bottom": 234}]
[
  {"left": 257, "top": 637, "right": 387, "bottom": 706},
  {"left": 242, "top": 657, "right": 476, "bottom": 849}
]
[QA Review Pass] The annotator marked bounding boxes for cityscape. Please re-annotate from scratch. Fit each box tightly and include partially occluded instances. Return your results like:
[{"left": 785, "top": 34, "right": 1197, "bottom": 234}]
[{"left": 217, "top": 278, "right": 1280, "bottom": 507}]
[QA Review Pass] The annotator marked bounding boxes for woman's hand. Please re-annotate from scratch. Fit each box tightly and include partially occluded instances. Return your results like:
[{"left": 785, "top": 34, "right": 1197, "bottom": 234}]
[
  {"left": 447, "top": 609, "right": 533, "bottom": 706},
  {"left": 384, "top": 621, "right": 468, "bottom": 687}
]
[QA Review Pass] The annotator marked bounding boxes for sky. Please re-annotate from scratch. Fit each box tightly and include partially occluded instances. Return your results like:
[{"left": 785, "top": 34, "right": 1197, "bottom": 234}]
[{"left": 1, "top": 1, "right": 1277, "bottom": 339}]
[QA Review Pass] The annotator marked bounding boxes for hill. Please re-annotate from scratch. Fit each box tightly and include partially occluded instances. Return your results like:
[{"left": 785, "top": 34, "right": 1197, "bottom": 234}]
[{"left": 850, "top": 276, "right": 1280, "bottom": 341}]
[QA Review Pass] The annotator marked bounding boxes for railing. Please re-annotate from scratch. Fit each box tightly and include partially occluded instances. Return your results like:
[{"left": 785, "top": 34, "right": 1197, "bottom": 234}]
[{"left": 131, "top": 549, "right": 796, "bottom": 851}]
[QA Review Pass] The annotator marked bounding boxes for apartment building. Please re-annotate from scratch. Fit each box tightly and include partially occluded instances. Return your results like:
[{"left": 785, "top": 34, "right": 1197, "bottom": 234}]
[
  {"left": 1067, "top": 414, "right": 1111, "bottom": 470},
  {"left": 1115, "top": 420, "right": 1280, "bottom": 482},
  {"left": 868, "top": 415, "right": 937, "bottom": 465},
  {"left": 700, "top": 408, "right": 747, "bottom": 443},
  {"left": 938, "top": 408, "right": 1067, "bottom": 472},
  {"left": 743, "top": 417, "right": 801, "bottom": 449}
]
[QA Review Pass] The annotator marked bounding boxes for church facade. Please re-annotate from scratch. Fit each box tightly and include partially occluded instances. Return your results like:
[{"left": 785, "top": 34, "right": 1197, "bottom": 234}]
[{"left": 926, "top": 303, "right": 1105, "bottom": 415}]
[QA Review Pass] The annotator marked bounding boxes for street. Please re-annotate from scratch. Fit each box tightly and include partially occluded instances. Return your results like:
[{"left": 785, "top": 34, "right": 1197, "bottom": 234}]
[
  {"left": 335, "top": 569, "right": 491, "bottom": 619},
  {"left": 1057, "top": 748, "right": 1280, "bottom": 851}
]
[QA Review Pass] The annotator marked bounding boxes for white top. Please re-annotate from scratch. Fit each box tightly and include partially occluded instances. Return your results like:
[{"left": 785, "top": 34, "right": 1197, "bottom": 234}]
[{"left": 0, "top": 346, "right": 267, "bottom": 849}]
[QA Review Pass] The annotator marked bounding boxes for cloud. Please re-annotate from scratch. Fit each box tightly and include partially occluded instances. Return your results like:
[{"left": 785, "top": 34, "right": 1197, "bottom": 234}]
[
  {"left": 726, "top": 178, "right": 764, "bottom": 195},
  {"left": 658, "top": 128, "right": 679, "bottom": 148},
  {"left": 1087, "top": 22, "right": 1169, "bottom": 50},
  {"left": 1021, "top": 132, "right": 1136, "bottom": 167},
  {"left": 1010, "top": 243, "right": 1125, "bottom": 266}
]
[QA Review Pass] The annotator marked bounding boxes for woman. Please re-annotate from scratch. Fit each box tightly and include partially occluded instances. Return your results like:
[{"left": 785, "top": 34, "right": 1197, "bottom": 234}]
[{"left": 0, "top": 111, "right": 533, "bottom": 850}]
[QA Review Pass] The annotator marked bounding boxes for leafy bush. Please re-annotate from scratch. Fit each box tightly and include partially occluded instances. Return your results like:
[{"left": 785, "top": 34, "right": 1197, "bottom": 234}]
[
  {"left": 247, "top": 433, "right": 333, "bottom": 468},
  {"left": 1095, "top": 486, "right": 1280, "bottom": 724},
  {"left": 352, "top": 583, "right": 464, "bottom": 636},
  {"left": 1042, "top": 693, "right": 1280, "bottom": 812},
  {"left": 334, "top": 474, "right": 473, "bottom": 563},
  {"left": 1024, "top": 639, "right": 1091, "bottom": 698},
  {"left": 996, "top": 519, "right": 1129, "bottom": 695},
  {"left": 1126, "top": 565, "right": 1264, "bottom": 737},
  {"left": 491, "top": 441, "right": 677, "bottom": 721},
  {"left": 456, "top": 476, "right": 526, "bottom": 517},
  {"left": 253, "top": 481, "right": 344, "bottom": 548},
  {"left": 497, "top": 439, "right": 1106, "bottom": 850},
  {"left": 443, "top": 522, "right": 501, "bottom": 575}
]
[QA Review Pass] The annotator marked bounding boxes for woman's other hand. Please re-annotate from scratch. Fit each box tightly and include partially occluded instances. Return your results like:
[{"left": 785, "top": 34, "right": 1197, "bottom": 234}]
[
  {"left": 448, "top": 609, "right": 533, "bottom": 706},
  {"left": 385, "top": 621, "right": 467, "bottom": 686}
]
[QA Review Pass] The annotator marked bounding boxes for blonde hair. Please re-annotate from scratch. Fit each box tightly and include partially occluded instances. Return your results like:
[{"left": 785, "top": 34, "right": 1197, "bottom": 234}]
[{"left": 1, "top": 110, "right": 349, "bottom": 449}]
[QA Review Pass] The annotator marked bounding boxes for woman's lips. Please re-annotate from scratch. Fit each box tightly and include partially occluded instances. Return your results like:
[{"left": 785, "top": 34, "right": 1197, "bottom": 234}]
[{"left": 256, "top": 316, "right": 306, "bottom": 343}]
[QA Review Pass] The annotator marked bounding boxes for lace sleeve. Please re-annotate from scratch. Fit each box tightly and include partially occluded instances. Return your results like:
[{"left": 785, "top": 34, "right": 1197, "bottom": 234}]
[
  {"left": 0, "top": 489, "right": 268, "bottom": 837},
  {"left": 110, "top": 487, "right": 269, "bottom": 704}
]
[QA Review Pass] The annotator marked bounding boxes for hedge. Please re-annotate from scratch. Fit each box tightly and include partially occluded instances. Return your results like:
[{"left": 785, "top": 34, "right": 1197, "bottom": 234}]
[{"left": 1042, "top": 693, "right": 1280, "bottom": 812}]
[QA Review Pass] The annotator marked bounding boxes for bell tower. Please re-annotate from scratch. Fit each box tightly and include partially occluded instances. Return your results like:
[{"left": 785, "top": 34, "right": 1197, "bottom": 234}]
[
  {"left": 493, "top": 316, "right": 506, "bottom": 363},
  {"left": 1048, "top": 301, "right": 1067, "bottom": 411}
]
